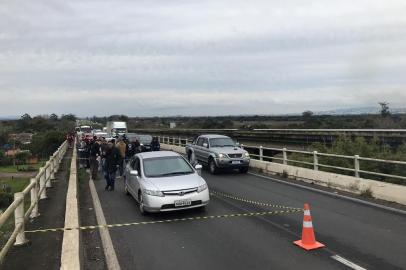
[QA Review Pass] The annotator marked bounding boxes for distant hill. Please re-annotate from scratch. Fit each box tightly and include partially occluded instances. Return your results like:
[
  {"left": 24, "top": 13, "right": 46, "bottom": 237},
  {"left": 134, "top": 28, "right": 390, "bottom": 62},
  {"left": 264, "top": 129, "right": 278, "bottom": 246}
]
[
  {"left": 315, "top": 107, "right": 406, "bottom": 115},
  {"left": 0, "top": 115, "right": 18, "bottom": 120}
]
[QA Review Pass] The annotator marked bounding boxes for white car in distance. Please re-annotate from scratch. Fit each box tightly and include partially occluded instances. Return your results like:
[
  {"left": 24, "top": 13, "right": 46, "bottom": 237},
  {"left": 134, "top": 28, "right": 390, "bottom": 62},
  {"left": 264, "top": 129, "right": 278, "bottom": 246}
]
[{"left": 124, "top": 151, "right": 210, "bottom": 214}]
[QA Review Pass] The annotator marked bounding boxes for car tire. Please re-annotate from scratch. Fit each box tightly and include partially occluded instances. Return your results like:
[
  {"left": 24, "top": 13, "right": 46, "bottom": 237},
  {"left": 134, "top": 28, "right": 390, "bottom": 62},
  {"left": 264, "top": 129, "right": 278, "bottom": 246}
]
[
  {"left": 239, "top": 167, "right": 249, "bottom": 174},
  {"left": 138, "top": 191, "right": 147, "bottom": 215},
  {"left": 124, "top": 176, "right": 130, "bottom": 195},
  {"left": 209, "top": 158, "right": 219, "bottom": 175}
]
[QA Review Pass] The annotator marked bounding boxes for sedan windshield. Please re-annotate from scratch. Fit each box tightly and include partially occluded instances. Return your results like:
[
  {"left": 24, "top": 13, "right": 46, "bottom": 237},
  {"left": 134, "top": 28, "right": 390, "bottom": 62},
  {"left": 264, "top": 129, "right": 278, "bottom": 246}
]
[
  {"left": 139, "top": 135, "right": 152, "bottom": 144},
  {"left": 210, "top": 138, "right": 235, "bottom": 147},
  {"left": 143, "top": 156, "right": 194, "bottom": 177}
]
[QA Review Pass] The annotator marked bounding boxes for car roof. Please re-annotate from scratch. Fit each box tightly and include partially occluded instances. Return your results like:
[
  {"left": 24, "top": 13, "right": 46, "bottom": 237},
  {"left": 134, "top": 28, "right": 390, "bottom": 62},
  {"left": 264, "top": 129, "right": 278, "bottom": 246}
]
[
  {"left": 138, "top": 151, "right": 181, "bottom": 159},
  {"left": 199, "top": 134, "right": 230, "bottom": 139}
]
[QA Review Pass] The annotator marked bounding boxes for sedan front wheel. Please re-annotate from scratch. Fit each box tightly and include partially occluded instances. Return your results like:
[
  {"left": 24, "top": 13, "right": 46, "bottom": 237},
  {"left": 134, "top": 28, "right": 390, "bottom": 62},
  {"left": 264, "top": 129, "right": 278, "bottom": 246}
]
[
  {"left": 138, "top": 192, "right": 147, "bottom": 215},
  {"left": 209, "top": 159, "right": 219, "bottom": 174}
]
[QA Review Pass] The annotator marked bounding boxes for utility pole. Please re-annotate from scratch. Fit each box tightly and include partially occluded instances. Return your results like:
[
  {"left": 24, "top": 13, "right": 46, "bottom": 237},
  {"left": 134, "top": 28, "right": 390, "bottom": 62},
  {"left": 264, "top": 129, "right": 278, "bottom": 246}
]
[{"left": 12, "top": 134, "right": 16, "bottom": 167}]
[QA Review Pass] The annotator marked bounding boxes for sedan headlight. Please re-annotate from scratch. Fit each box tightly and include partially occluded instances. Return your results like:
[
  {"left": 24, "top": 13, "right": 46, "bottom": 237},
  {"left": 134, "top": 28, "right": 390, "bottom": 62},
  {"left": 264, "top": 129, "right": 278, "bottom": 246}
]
[
  {"left": 143, "top": 189, "right": 164, "bottom": 197},
  {"left": 197, "top": 183, "right": 208, "bottom": 193},
  {"left": 218, "top": 153, "right": 227, "bottom": 159},
  {"left": 244, "top": 152, "right": 250, "bottom": 158}
]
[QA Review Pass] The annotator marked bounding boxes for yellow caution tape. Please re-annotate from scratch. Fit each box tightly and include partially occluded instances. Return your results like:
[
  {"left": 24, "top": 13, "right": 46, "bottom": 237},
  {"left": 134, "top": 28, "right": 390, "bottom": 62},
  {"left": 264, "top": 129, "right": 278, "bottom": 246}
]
[
  {"left": 210, "top": 190, "right": 302, "bottom": 210},
  {"left": 25, "top": 209, "right": 302, "bottom": 233}
]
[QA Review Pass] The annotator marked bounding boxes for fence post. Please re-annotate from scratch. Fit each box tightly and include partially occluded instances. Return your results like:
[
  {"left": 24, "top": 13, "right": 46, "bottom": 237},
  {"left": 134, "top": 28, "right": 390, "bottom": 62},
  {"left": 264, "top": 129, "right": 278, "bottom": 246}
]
[
  {"left": 354, "top": 155, "right": 360, "bottom": 178},
  {"left": 30, "top": 178, "right": 40, "bottom": 218},
  {"left": 241, "top": 144, "right": 244, "bottom": 149},
  {"left": 39, "top": 169, "right": 47, "bottom": 199},
  {"left": 283, "top": 148, "right": 287, "bottom": 165},
  {"left": 259, "top": 146, "right": 263, "bottom": 161},
  {"left": 158, "top": 136, "right": 161, "bottom": 143},
  {"left": 313, "top": 151, "right": 319, "bottom": 171},
  {"left": 178, "top": 137, "right": 181, "bottom": 146},
  {"left": 50, "top": 156, "right": 56, "bottom": 180},
  {"left": 14, "top": 192, "right": 28, "bottom": 246},
  {"left": 54, "top": 151, "right": 60, "bottom": 173},
  {"left": 45, "top": 162, "right": 52, "bottom": 188}
]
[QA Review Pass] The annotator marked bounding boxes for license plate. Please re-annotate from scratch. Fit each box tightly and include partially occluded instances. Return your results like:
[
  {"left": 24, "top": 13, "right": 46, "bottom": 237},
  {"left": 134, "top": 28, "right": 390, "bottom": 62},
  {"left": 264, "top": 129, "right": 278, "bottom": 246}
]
[
  {"left": 232, "top": 161, "right": 241, "bottom": 164},
  {"left": 174, "top": 199, "right": 192, "bottom": 207}
]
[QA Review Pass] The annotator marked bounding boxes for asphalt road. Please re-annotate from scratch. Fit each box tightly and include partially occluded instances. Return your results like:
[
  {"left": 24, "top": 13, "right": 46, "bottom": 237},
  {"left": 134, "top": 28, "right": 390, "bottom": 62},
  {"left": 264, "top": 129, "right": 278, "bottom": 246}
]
[{"left": 92, "top": 170, "right": 406, "bottom": 270}]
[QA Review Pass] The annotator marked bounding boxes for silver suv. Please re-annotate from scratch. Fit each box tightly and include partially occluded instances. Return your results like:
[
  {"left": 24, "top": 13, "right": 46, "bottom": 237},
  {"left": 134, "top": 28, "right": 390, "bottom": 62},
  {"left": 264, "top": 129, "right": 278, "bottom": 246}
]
[{"left": 185, "top": 134, "right": 250, "bottom": 174}]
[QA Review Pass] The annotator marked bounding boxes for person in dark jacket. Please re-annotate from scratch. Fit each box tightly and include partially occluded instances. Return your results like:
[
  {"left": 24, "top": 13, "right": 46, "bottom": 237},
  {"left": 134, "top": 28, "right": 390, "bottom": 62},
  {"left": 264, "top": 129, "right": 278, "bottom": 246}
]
[
  {"left": 84, "top": 139, "right": 91, "bottom": 168},
  {"left": 151, "top": 137, "right": 160, "bottom": 151},
  {"left": 133, "top": 139, "right": 141, "bottom": 153},
  {"left": 126, "top": 141, "right": 136, "bottom": 161},
  {"left": 89, "top": 136, "right": 101, "bottom": 180},
  {"left": 103, "top": 139, "right": 120, "bottom": 191}
]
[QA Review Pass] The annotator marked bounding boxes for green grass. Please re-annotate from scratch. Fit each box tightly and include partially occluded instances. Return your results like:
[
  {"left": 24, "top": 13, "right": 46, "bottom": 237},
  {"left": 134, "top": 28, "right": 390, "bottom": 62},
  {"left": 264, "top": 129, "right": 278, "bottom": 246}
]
[
  {"left": 0, "top": 177, "right": 30, "bottom": 194},
  {"left": 0, "top": 162, "right": 45, "bottom": 173},
  {"left": 0, "top": 177, "right": 31, "bottom": 247}
]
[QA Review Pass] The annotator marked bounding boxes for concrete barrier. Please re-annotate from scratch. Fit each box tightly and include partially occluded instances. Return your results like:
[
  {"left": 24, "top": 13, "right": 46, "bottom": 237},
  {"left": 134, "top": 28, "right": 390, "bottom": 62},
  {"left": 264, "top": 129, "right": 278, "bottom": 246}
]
[
  {"left": 60, "top": 145, "right": 81, "bottom": 270},
  {"left": 161, "top": 144, "right": 406, "bottom": 205}
]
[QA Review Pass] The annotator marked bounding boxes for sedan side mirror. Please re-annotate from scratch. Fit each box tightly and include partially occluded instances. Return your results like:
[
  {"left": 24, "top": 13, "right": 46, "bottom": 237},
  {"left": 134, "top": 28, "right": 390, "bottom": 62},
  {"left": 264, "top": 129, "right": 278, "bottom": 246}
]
[
  {"left": 195, "top": 164, "right": 203, "bottom": 170},
  {"left": 195, "top": 164, "right": 202, "bottom": 175},
  {"left": 130, "top": 170, "right": 139, "bottom": 176},
  {"left": 203, "top": 143, "right": 208, "bottom": 148}
]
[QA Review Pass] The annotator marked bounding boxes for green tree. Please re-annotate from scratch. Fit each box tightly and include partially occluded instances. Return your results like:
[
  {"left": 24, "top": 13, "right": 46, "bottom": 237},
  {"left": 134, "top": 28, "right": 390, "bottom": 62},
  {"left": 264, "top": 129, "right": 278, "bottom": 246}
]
[
  {"left": 302, "top": 111, "right": 314, "bottom": 118},
  {"left": 379, "top": 102, "right": 391, "bottom": 117},
  {"left": 61, "top": 114, "right": 77, "bottom": 122},
  {"left": 49, "top": 113, "right": 59, "bottom": 121},
  {"left": 28, "top": 131, "right": 65, "bottom": 158}
]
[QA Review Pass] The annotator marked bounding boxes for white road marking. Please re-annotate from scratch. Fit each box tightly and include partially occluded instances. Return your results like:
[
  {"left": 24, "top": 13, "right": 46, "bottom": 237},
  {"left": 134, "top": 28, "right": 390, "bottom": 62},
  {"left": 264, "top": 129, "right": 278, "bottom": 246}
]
[
  {"left": 89, "top": 179, "right": 121, "bottom": 270},
  {"left": 331, "top": 255, "right": 367, "bottom": 270}
]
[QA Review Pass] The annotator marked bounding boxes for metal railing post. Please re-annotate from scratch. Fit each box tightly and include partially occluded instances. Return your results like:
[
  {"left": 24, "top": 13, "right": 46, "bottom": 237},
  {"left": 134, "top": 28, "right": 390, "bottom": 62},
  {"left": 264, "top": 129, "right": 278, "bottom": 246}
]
[
  {"left": 241, "top": 144, "right": 244, "bottom": 149},
  {"left": 313, "top": 151, "right": 319, "bottom": 171},
  {"left": 39, "top": 169, "right": 47, "bottom": 199},
  {"left": 178, "top": 137, "right": 181, "bottom": 146},
  {"left": 354, "top": 155, "right": 360, "bottom": 178},
  {"left": 14, "top": 192, "right": 28, "bottom": 246},
  {"left": 259, "top": 146, "right": 263, "bottom": 161},
  {"left": 282, "top": 148, "right": 287, "bottom": 165},
  {"left": 45, "top": 162, "right": 52, "bottom": 188},
  {"left": 30, "top": 178, "right": 40, "bottom": 218}
]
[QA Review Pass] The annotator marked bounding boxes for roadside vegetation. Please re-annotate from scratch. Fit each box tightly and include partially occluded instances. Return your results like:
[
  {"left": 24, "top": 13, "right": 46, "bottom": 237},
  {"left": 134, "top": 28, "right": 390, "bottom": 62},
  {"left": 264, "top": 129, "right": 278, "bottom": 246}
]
[{"left": 288, "top": 137, "right": 406, "bottom": 185}]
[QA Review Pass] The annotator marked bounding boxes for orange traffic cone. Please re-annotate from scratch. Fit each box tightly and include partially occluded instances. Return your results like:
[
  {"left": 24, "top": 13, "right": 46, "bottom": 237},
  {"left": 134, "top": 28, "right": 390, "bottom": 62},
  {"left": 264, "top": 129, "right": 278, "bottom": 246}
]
[{"left": 294, "top": 203, "right": 325, "bottom": 251}]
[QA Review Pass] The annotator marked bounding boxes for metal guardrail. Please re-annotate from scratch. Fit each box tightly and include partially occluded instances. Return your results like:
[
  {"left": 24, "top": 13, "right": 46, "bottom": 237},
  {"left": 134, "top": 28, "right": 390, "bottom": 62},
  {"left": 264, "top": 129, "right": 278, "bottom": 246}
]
[
  {"left": 158, "top": 136, "right": 406, "bottom": 182},
  {"left": 0, "top": 140, "right": 68, "bottom": 265}
]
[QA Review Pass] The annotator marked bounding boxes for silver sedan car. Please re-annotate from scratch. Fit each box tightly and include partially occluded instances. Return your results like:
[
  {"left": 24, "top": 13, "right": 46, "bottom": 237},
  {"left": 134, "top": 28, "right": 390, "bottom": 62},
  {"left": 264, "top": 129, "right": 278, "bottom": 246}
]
[{"left": 124, "top": 151, "right": 210, "bottom": 214}]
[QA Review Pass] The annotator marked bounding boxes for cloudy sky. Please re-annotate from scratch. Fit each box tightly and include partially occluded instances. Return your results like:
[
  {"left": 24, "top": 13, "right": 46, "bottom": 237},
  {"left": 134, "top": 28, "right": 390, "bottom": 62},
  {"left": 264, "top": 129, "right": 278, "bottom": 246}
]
[{"left": 1, "top": 0, "right": 406, "bottom": 117}]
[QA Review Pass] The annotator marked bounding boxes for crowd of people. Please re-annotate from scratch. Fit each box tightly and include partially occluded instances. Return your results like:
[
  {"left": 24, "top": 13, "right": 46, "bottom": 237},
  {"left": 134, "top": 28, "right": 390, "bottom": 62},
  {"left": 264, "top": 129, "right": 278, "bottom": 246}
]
[{"left": 77, "top": 135, "right": 160, "bottom": 191}]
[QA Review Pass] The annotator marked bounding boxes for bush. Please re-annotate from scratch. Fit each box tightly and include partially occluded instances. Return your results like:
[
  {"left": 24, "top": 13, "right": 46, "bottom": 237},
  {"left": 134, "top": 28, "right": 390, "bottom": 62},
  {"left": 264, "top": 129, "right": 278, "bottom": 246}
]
[
  {"left": 0, "top": 191, "right": 13, "bottom": 208},
  {"left": 0, "top": 151, "right": 12, "bottom": 166}
]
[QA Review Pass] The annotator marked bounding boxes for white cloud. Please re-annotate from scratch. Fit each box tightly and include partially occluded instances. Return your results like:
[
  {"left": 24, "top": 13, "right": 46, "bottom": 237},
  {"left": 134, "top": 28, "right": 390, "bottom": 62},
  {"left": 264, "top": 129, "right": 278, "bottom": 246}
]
[{"left": 0, "top": 0, "right": 406, "bottom": 116}]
